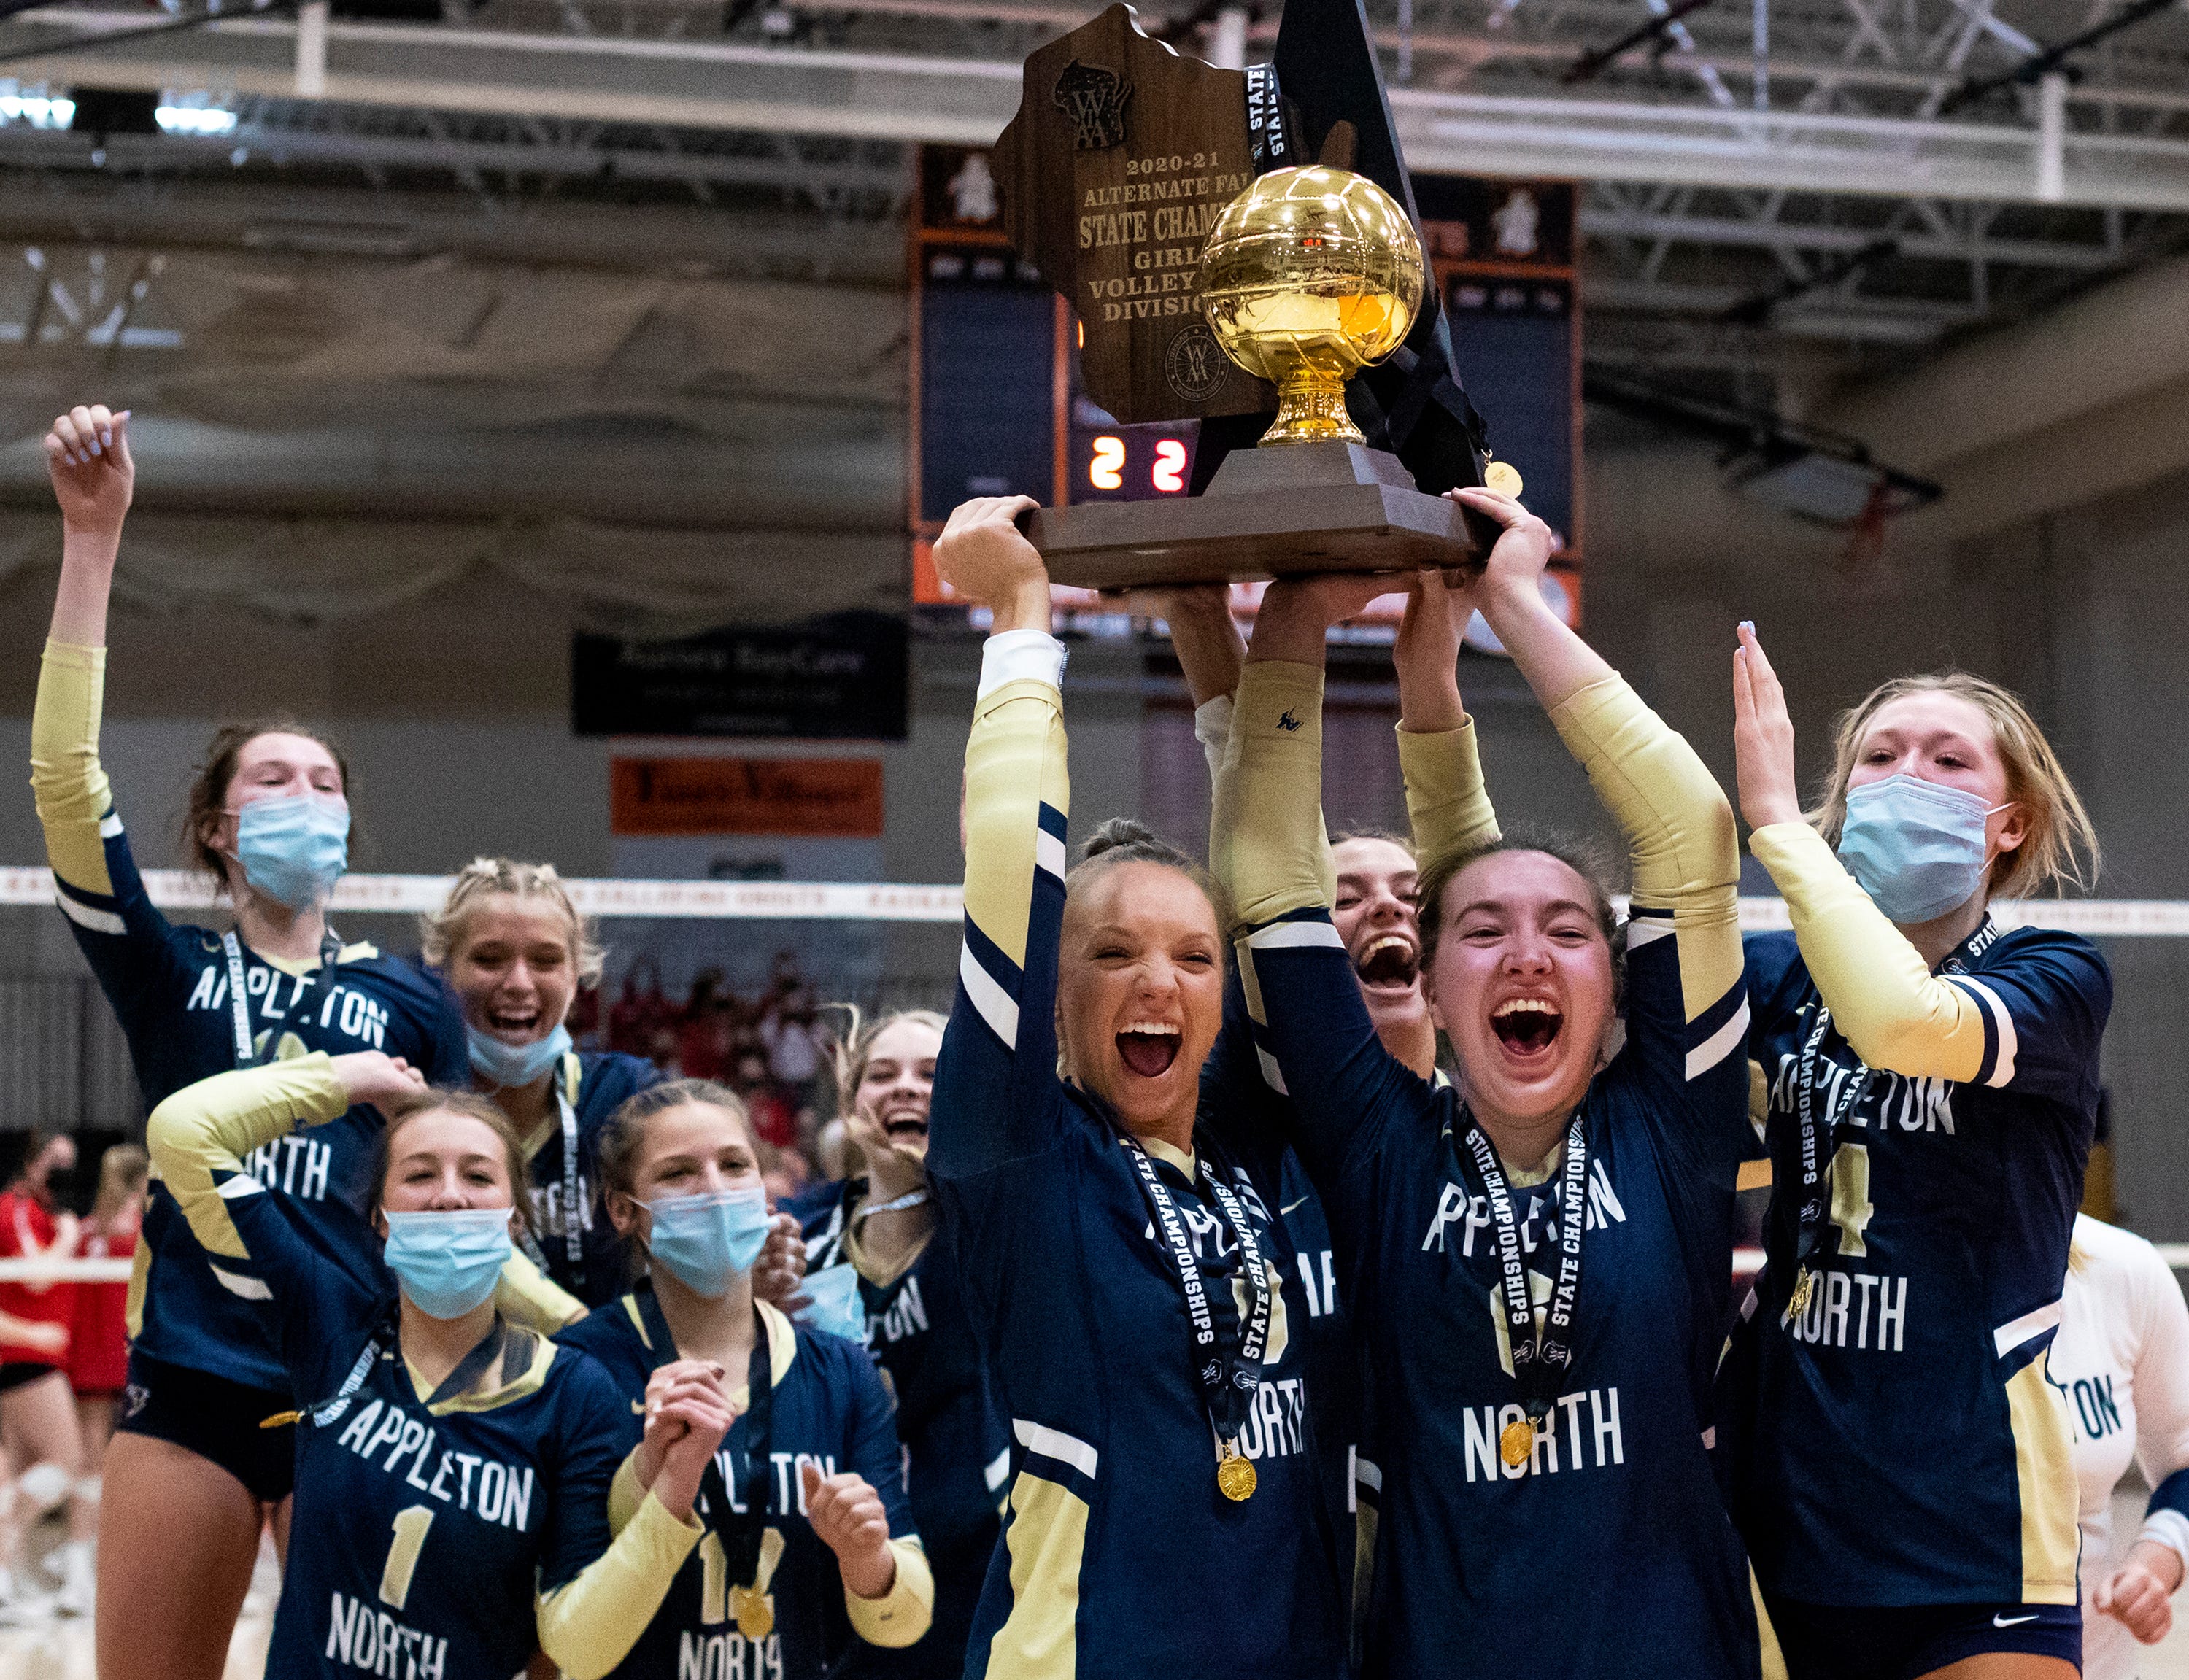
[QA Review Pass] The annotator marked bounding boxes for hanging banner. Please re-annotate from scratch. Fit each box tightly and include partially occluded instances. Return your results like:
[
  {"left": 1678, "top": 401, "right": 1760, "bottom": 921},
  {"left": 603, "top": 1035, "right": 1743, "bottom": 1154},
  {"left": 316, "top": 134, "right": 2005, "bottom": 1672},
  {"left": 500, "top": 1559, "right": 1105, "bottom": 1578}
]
[
  {"left": 610, "top": 757, "right": 884, "bottom": 838},
  {"left": 572, "top": 611, "right": 909, "bottom": 740}
]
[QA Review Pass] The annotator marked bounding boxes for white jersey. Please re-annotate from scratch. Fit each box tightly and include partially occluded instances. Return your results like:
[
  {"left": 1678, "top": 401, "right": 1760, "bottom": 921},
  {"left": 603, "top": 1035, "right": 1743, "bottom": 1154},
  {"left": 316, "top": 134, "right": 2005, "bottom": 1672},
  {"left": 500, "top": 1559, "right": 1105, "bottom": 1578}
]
[{"left": 2052, "top": 1213, "right": 2189, "bottom": 1680}]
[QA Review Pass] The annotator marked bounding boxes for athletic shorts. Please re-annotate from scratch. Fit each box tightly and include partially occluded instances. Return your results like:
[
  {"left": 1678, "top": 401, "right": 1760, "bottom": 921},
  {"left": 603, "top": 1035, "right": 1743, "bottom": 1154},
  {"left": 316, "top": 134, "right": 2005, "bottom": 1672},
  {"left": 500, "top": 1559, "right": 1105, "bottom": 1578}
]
[
  {"left": 1767, "top": 1595, "right": 2081, "bottom": 1679},
  {"left": 0, "top": 1360, "right": 63, "bottom": 1394},
  {"left": 115, "top": 1349, "right": 296, "bottom": 1504}
]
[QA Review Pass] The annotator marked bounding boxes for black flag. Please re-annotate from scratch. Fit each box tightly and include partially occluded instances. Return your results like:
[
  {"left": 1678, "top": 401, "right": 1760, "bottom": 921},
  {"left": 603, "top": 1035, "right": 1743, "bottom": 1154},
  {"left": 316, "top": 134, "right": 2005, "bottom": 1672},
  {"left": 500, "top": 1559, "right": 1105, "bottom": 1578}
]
[{"left": 1192, "top": 0, "right": 1493, "bottom": 505}]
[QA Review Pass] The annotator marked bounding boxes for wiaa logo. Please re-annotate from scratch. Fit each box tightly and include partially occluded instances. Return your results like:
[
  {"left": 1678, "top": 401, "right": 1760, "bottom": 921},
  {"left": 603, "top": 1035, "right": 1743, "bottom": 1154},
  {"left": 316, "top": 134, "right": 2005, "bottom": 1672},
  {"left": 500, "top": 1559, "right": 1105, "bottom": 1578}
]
[
  {"left": 1543, "top": 1344, "right": 1572, "bottom": 1366},
  {"left": 1053, "top": 61, "right": 1132, "bottom": 151},
  {"left": 1201, "top": 1359, "right": 1223, "bottom": 1385}
]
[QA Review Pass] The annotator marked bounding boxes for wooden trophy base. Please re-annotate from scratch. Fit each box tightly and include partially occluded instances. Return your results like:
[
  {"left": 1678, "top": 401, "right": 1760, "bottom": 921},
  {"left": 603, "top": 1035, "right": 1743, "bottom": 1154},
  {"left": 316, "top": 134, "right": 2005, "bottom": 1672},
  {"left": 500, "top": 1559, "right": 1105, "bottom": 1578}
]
[{"left": 1027, "top": 441, "right": 1483, "bottom": 590}]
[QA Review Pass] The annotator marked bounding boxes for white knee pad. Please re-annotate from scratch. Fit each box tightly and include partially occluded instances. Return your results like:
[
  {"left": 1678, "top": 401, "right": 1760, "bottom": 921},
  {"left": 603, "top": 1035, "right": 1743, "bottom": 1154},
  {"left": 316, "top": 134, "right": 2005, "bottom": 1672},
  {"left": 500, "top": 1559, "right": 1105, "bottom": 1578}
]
[{"left": 16, "top": 1461, "right": 72, "bottom": 1515}]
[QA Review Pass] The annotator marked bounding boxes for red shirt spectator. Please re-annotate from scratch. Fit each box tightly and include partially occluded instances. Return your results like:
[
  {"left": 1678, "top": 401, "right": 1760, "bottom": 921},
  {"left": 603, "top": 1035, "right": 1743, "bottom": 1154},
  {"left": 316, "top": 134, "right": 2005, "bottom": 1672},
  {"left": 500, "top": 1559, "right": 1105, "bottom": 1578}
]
[
  {"left": 0, "top": 1135, "right": 80, "bottom": 1371},
  {"left": 69, "top": 1202, "right": 139, "bottom": 1398}
]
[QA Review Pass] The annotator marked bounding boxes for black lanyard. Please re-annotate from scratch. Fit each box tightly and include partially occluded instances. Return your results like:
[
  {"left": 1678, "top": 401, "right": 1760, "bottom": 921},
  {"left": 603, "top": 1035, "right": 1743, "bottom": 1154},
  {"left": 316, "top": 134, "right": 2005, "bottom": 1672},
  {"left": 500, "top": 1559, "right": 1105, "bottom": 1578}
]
[
  {"left": 518, "top": 1058, "right": 586, "bottom": 1291},
  {"left": 1787, "top": 1004, "right": 1873, "bottom": 1319},
  {"left": 288, "top": 1311, "right": 506, "bottom": 1430},
  {"left": 1118, "top": 1132, "right": 1273, "bottom": 1501},
  {"left": 638, "top": 1289, "right": 773, "bottom": 1588},
  {"left": 222, "top": 928, "right": 345, "bottom": 1069},
  {"left": 1458, "top": 1110, "right": 1586, "bottom": 1473},
  {"left": 1786, "top": 914, "right": 2003, "bottom": 1319}
]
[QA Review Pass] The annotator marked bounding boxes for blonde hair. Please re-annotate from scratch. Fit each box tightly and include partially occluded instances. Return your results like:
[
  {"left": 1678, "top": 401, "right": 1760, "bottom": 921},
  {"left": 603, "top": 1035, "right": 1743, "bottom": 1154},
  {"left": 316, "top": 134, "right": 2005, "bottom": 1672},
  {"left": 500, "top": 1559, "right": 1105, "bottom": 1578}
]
[
  {"left": 1810, "top": 672, "right": 2099, "bottom": 902},
  {"left": 419, "top": 858, "right": 605, "bottom": 987},
  {"left": 827, "top": 1004, "right": 948, "bottom": 1120},
  {"left": 90, "top": 1143, "right": 148, "bottom": 1228}
]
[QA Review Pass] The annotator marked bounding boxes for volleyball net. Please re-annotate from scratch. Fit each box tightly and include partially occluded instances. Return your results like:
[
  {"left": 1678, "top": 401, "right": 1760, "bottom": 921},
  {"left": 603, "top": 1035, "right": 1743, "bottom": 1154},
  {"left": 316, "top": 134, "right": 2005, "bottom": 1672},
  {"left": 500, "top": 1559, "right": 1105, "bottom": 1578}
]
[{"left": 1, "top": 866, "right": 2185, "bottom": 1277}]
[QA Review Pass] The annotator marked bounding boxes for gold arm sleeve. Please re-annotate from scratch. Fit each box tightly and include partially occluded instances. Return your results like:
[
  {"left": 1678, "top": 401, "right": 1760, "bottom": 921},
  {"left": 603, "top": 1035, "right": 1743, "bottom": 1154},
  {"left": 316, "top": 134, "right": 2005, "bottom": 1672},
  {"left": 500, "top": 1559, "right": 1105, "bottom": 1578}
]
[
  {"left": 144, "top": 1057, "right": 350, "bottom": 1262},
  {"left": 29, "top": 640, "right": 115, "bottom": 895},
  {"left": 1748, "top": 821, "right": 1987, "bottom": 1083},
  {"left": 844, "top": 1537, "right": 935, "bottom": 1649},
  {"left": 606, "top": 1449, "right": 646, "bottom": 1536},
  {"left": 1549, "top": 675, "right": 1742, "bottom": 1024},
  {"left": 536, "top": 1490, "right": 703, "bottom": 1680},
  {"left": 1397, "top": 719, "right": 1500, "bottom": 863},
  {"left": 963, "top": 676, "right": 1070, "bottom": 972},
  {"left": 1213, "top": 660, "right": 1332, "bottom": 926},
  {"left": 493, "top": 1248, "right": 585, "bottom": 1333}
]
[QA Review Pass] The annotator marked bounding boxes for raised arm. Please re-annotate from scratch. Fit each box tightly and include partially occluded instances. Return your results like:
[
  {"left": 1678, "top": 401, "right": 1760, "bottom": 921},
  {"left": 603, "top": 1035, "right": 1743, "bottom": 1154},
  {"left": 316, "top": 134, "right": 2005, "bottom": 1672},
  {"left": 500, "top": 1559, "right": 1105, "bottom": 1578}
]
[
  {"left": 1731, "top": 622, "right": 2097, "bottom": 1084},
  {"left": 145, "top": 1052, "right": 424, "bottom": 1285},
  {"left": 1464, "top": 488, "right": 1746, "bottom": 1110},
  {"left": 1213, "top": 574, "right": 1426, "bottom": 1187},
  {"left": 31, "top": 407, "right": 134, "bottom": 913},
  {"left": 927, "top": 498, "right": 1072, "bottom": 1181},
  {"left": 1393, "top": 568, "right": 1499, "bottom": 862}
]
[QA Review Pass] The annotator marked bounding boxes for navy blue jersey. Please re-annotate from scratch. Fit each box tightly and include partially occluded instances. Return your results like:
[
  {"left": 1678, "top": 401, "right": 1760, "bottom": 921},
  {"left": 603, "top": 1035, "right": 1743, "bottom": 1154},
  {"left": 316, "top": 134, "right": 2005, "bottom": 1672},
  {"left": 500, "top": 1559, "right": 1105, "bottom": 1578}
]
[
  {"left": 1204, "top": 977, "right": 1362, "bottom": 1619},
  {"left": 208, "top": 1166, "right": 628, "bottom": 1680},
  {"left": 803, "top": 1180, "right": 1009, "bottom": 1678},
  {"left": 55, "top": 819, "right": 465, "bottom": 1392},
  {"left": 1240, "top": 906, "right": 1759, "bottom": 1679},
  {"left": 1728, "top": 918, "right": 2110, "bottom": 1606},
  {"left": 559, "top": 1287, "right": 932, "bottom": 1679},
  {"left": 933, "top": 642, "right": 1347, "bottom": 1680},
  {"left": 520, "top": 1050, "right": 660, "bottom": 1307},
  {"left": 1222, "top": 661, "right": 1758, "bottom": 1680}
]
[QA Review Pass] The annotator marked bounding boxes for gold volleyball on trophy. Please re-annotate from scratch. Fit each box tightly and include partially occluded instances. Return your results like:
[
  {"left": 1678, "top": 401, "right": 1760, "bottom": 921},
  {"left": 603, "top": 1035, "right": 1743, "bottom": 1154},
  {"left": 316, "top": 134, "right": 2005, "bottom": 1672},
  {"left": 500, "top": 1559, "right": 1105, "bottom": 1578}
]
[{"left": 1198, "top": 164, "right": 1426, "bottom": 448}]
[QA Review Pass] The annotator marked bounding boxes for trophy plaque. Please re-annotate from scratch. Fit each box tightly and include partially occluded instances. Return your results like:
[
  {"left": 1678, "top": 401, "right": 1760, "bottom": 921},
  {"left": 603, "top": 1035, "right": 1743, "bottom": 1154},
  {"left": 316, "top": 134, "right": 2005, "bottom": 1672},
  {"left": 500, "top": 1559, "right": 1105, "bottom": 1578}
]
[{"left": 992, "top": 4, "right": 1485, "bottom": 589}]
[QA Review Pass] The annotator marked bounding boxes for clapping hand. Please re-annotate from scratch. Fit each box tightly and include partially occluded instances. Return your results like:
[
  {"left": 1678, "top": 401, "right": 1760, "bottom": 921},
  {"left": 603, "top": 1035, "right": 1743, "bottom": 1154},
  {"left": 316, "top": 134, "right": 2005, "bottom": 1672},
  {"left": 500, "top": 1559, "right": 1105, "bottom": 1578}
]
[
  {"left": 801, "top": 1462, "right": 898, "bottom": 1600},
  {"left": 638, "top": 1358, "right": 737, "bottom": 1524},
  {"left": 752, "top": 1213, "right": 807, "bottom": 1307}
]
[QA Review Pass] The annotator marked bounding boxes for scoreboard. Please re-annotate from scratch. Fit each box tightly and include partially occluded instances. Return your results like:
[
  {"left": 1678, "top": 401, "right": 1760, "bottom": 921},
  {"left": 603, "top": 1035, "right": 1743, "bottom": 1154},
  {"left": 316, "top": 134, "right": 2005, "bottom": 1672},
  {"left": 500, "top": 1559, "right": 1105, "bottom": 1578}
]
[{"left": 910, "top": 144, "right": 1581, "bottom": 608}]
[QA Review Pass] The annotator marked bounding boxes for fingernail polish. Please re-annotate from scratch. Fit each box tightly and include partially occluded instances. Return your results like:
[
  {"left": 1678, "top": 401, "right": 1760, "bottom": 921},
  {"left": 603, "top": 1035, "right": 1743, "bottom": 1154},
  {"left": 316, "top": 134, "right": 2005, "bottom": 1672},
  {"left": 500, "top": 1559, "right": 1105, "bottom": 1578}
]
[
  {"left": 1740, "top": 620, "right": 1755, "bottom": 634},
  {"left": 88, "top": 441, "right": 101, "bottom": 456},
  {"left": 100, "top": 431, "right": 112, "bottom": 447}
]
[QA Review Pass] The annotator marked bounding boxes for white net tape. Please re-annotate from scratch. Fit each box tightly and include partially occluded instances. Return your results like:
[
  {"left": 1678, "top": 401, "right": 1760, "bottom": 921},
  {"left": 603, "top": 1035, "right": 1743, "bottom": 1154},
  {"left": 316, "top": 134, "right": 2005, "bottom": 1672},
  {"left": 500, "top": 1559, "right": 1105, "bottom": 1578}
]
[{"left": 1, "top": 867, "right": 2187, "bottom": 934}]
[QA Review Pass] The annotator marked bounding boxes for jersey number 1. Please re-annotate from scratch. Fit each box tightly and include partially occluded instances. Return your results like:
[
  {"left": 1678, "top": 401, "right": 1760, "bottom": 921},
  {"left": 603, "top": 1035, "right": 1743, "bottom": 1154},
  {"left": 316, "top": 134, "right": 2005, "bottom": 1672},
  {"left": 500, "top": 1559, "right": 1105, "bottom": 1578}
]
[{"left": 380, "top": 1505, "right": 434, "bottom": 1612}]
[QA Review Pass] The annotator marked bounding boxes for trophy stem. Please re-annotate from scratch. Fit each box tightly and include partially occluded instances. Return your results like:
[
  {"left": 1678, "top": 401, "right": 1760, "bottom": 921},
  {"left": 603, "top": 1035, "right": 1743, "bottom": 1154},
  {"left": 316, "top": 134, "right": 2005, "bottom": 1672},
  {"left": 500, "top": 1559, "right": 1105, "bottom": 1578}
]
[{"left": 1259, "top": 367, "right": 1364, "bottom": 446}]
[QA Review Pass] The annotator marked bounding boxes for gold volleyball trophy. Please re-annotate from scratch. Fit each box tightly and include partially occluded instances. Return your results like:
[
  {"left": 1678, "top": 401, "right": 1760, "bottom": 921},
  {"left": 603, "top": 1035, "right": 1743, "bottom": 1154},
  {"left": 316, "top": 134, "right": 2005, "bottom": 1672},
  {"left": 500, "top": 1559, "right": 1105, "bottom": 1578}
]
[
  {"left": 990, "top": 4, "right": 1483, "bottom": 589},
  {"left": 1025, "top": 160, "right": 1480, "bottom": 588}
]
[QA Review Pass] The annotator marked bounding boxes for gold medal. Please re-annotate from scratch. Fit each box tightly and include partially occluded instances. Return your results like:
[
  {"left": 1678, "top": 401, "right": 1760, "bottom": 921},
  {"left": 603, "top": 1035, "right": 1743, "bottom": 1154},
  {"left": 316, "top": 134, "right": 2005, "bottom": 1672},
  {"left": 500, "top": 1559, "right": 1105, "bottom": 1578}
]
[
  {"left": 1216, "top": 1449, "right": 1258, "bottom": 1502},
  {"left": 1788, "top": 1267, "right": 1815, "bottom": 1317},
  {"left": 730, "top": 1585, "right": 774, "bottom": 1641},
  {"left": 1498, "top": 1417, "right": 1534, "bottom": 1470},
  {"left": 1483, "top": 460, "right": 1524, "bottom": 497}
]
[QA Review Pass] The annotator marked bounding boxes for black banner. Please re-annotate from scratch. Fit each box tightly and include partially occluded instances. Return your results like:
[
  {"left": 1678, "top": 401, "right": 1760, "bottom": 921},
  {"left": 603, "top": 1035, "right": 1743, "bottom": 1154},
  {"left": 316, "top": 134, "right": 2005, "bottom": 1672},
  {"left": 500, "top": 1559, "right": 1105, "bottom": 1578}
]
[{"left": 571, "top": 611, "right": 909, "bottom": 740}]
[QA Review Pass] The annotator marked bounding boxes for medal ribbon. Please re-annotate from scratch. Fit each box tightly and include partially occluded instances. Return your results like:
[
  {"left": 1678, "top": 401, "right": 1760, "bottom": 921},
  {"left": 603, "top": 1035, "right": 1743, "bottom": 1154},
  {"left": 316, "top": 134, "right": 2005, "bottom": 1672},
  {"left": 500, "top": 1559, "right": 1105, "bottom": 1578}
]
[
  {"left": 1460, "top": 1112, "right": 1586, "bottom": 1427},
  {"left": 297, "top": 1312, "right": 506, "bottom": 1428},
  {"left": 639, "top": 1289, "right": 773, "bottom": 1590},
  {"left": 1788, "top": 1002, "right": 1872, "bottom": 1304},
  {"left": 222, "top": 928, "right": 345, "bottom": 1069},
  {"left": 1788, "top": 914, "right": 2001, "bottom": 1307},
  {"left": 1119, "top": 1134, "right": 1272, "bottom": 1450},
  {"left": 1243, "top": 63, "right": 1294, "bottom": 175}
]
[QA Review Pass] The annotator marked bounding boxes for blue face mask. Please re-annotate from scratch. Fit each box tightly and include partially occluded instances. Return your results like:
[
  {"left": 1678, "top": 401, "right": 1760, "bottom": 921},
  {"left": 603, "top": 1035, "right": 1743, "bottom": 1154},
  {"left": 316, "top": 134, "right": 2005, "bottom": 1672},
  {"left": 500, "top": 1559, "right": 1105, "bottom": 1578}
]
[
  {"left": 1836, "top": 773, "right": 2003, "bottom": 925},
  {"left": 468, "top": 1023, "right": 571, "bottom": 1091},
  {"left": 382, "top": 1207, "right": 511, "bottom": 1319},
  {"left": 234, "top": 794, "right": 350, "bottom": 910},
  {"left": 798, "top": 1263, "right": 869, "bottom": 1344},
  {"left": 646, "top": 1188, "right": 772, "bottom": 1300}
]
